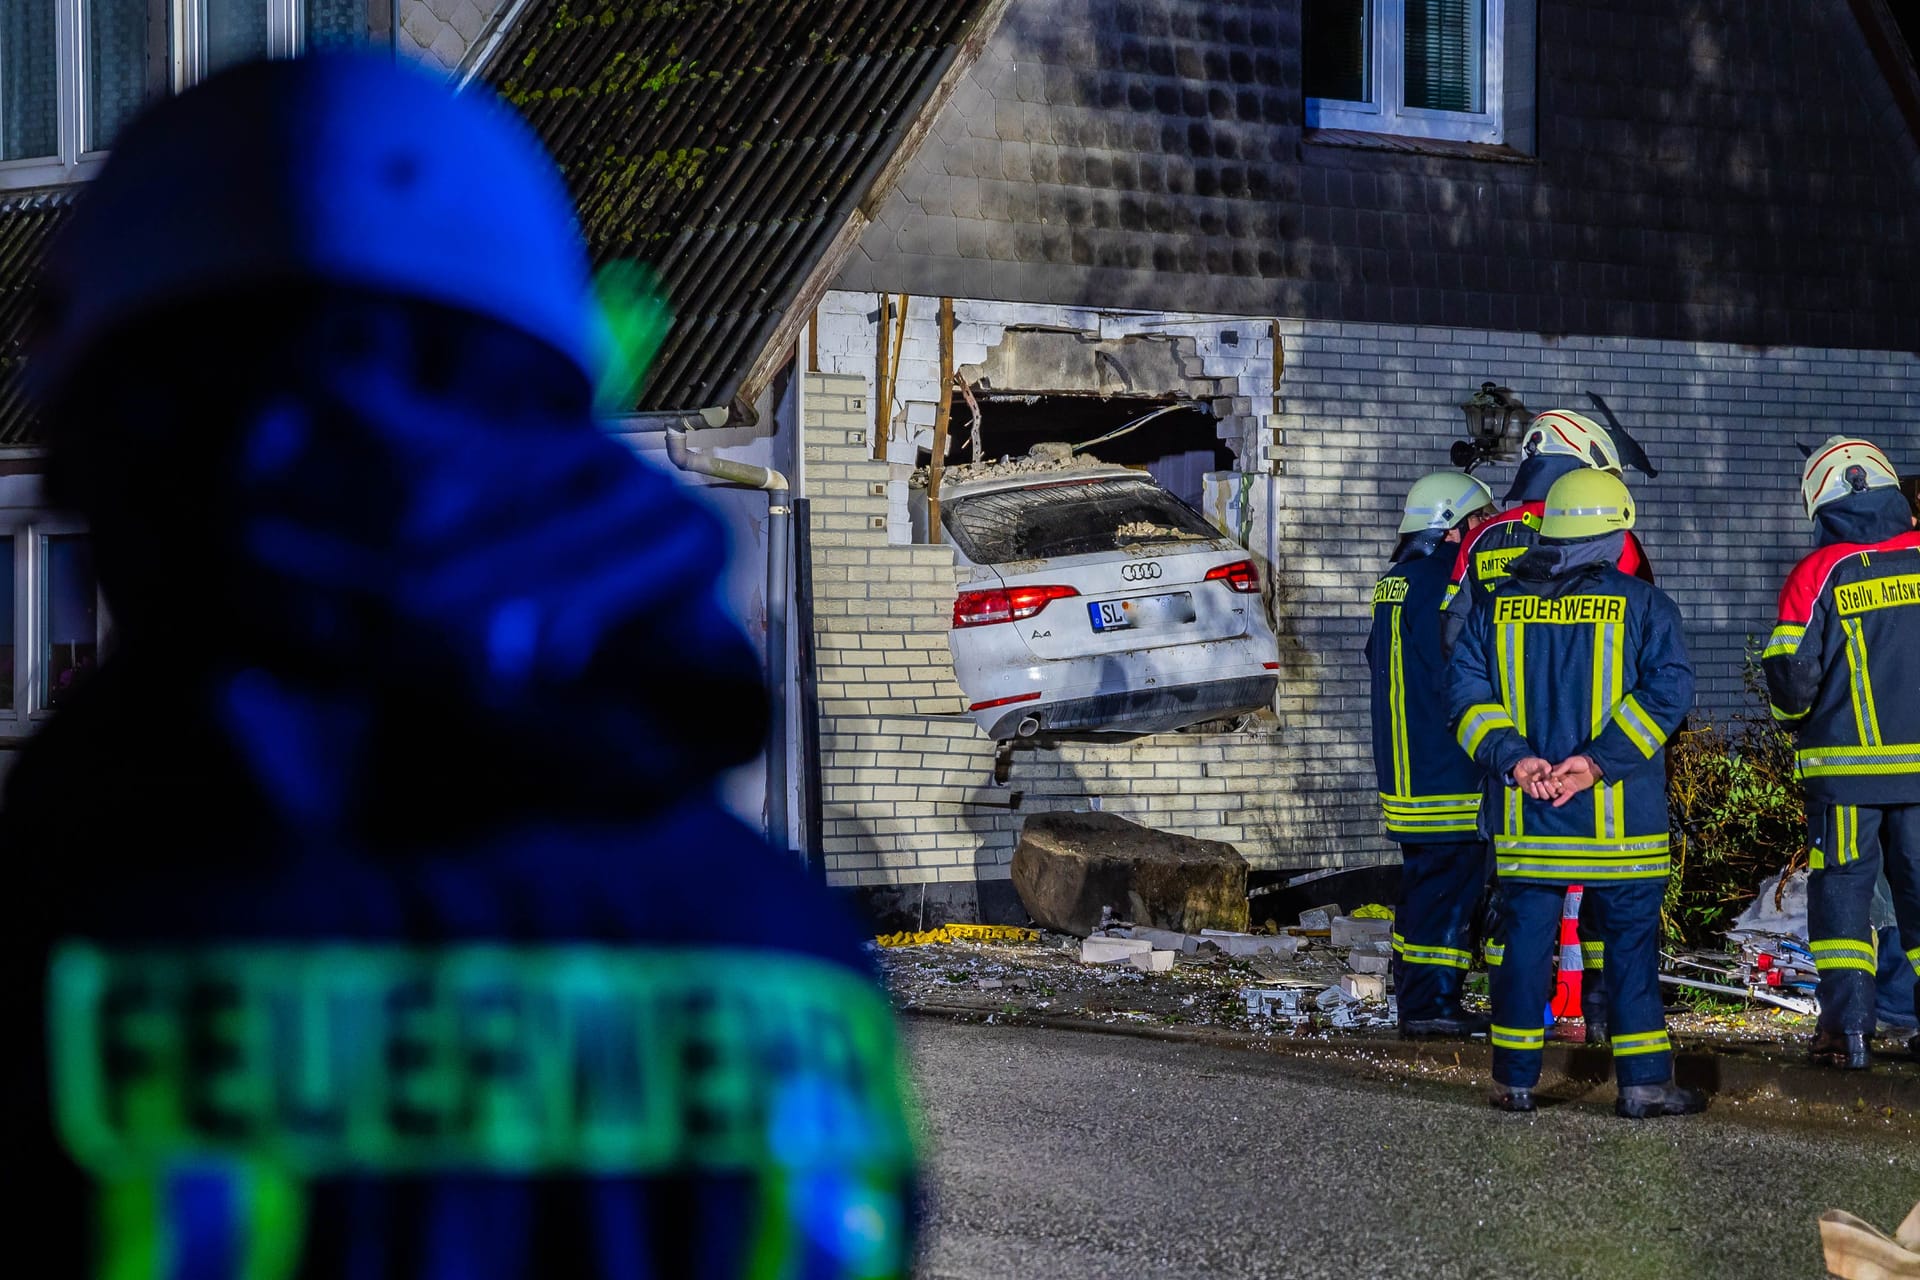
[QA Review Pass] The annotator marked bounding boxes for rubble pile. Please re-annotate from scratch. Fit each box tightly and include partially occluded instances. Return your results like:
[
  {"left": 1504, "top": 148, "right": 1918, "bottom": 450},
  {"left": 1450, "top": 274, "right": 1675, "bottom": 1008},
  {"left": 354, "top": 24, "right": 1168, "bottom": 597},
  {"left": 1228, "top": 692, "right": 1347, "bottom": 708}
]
[{"left": 909, "top": 440, "right": 1119, "bottom": 489}]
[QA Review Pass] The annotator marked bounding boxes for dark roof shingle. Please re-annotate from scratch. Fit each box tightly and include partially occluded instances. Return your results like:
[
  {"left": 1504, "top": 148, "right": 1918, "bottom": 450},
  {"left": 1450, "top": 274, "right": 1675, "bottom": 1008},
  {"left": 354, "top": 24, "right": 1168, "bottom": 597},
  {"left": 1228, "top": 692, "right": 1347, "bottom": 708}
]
[{"left": 487, "top": 0, "right": 1003, "bottom": 417}]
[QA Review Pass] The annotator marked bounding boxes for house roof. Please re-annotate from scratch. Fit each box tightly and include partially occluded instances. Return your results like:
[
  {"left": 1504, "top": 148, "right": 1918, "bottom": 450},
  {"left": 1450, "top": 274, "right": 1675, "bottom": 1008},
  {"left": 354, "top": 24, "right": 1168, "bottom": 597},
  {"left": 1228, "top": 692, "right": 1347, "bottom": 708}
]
[
  {"left": 0, "top": 191, "right": 72, "bottom": 447},
  {"left": 484, "top": 0, "right": 1007, "bottom": 420}
]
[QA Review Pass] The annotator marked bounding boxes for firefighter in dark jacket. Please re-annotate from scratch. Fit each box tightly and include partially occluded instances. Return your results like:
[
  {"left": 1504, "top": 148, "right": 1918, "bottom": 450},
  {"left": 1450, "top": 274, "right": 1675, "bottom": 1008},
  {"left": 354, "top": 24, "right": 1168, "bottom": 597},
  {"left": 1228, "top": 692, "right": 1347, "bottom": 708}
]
[
  {"left": 1763, "top": 436, "right": 1920, "bottom": 1069},
  {"left": 1368, "top": 471, "right": 1497, "bottom": 1037},
  {"left": 1449, "top": 469, "right": 1706, "bottom": 1118},
  {"left": 1441, "top": 409, "right": 1655, "bottom": 1039},
  {"left": 7, "top": 55, "right": 917, "bottom": 1279}
]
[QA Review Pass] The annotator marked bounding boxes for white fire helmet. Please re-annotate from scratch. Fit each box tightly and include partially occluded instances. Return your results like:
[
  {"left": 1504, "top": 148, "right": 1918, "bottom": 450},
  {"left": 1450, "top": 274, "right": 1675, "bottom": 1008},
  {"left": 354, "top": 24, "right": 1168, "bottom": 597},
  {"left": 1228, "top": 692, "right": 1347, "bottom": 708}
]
[
  {"left": 1800, "top": 436, "right": 1901, "bottom": 520},
  {"left": 1520, "top": 410, "right": 1623, "bottom": 475}
]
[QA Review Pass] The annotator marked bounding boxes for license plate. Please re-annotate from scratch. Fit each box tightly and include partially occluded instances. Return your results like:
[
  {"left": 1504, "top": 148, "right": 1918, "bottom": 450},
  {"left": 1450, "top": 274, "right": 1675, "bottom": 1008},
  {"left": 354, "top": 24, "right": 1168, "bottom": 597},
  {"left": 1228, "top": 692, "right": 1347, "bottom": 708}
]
[{"left": 1088, "top": 594, "right": 1196, "bottom": 632}]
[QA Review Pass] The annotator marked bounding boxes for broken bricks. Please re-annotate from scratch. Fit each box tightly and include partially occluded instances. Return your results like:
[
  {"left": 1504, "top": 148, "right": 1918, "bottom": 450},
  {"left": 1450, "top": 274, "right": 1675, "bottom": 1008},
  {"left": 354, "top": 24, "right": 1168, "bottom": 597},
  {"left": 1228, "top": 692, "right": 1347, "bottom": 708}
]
[
  {"left": 1330, "top": 915, "right": 1394, "bottom": 948},
  {"left": 1080, "top": 936, "right": 1154, "bottom": 964},
  {"left": 1200, "top": 929, "right": 1304, "bottom": 959},
  {"left": 1129, "top": 949, "right": 1176, "bottom": 973}
]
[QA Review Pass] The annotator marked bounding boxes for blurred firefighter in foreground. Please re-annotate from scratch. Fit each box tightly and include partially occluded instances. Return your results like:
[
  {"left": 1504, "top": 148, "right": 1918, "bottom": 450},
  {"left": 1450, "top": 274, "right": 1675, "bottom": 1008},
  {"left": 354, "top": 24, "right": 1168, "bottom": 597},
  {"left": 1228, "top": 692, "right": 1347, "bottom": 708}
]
[
  {"left": 1763, "top": 437, "right": 1920, "bottom": 1070},
  {"left": 1367, "top": 472, "right": 1496, "bottom": 1038},
  {"left": 6, "top": 53, "right": 916, "bottom": 1279},
  {"left": 1448, "top": 469, "right": 1705, "bottom": 1118}
]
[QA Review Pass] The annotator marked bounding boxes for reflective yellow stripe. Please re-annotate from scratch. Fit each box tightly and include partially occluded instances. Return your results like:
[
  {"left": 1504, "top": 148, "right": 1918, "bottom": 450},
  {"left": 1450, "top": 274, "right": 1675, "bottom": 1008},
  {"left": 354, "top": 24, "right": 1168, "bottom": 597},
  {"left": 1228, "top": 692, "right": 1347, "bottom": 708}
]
[
  {"left": 1613, "top": 694, "right": 1667, "bottom": 759},
  {"left": 1795, "top": 744, "right": 1920, "bottom": 777},
  {"left": 1381, "top": 794, "right": 1479, "bottom": 834},
  {"left": 1441, "top": 582, "right": 1460, "bottom": 610},
  {"left": 1497, "top": 621, "right": 1527, "bottom": 737},
  {"left": 1581, "top": 940, "right": 1605, "bottom": 970},
  {"left": 1495, "top": 837, "right": 1671, "bottom": 882},
  {"left": 1496, "top": 834, "right": 1671, "bottom": 854},
  {"left": 1842, "top": 618, "right": 1883, "bottom": 747},
  {"left": 1483, "top": 941, "right": 1505, "bottom": 968},
  {"left": 1457, "top": 703, "right": 1516, "bottom": 757},
  {"left": 1389, "top": 608, "right": 1412, "bottom": 797},
  {"left": 1763, "top": 623, "right": 1805, "bottom": 659},
  {"left": 1771, "top": 702, "right": 1809, "bottom": 723},
  {"left": 1611, "top": 1030, "right": 1671, "bottom": 1057},
  {"left": 1811, "top": 937, "right": 1878, "bottom": 974},
  {"left": 1394, "top": 937, "right": 1473, "bottom": 969},
  {"left": 1839, "top": 805, "right": 1859, "bottom": 865},
  {"left": 1491, "top": 1024, "right": 1545, "bottom": 1050},
  {"left": 1906, "top": 945, "right": 1920, "bottom": 978}
]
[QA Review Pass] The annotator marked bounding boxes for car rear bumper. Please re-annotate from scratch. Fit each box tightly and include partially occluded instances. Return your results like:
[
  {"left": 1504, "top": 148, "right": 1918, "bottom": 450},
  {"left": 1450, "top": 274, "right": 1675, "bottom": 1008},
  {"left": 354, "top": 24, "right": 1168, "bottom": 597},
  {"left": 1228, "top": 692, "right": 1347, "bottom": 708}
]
[{"left": 982, "top": 673, "right": 1278, "bottom": 741}]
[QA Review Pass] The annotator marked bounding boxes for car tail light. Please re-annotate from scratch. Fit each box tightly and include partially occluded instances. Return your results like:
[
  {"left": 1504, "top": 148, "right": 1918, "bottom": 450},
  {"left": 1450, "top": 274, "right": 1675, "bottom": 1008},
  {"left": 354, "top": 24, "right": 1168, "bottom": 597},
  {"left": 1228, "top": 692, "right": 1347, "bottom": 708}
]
[
  {"left": 970, "top": 691, "right": 1043, "bottom": 711},
  {"left": 1206, "top": 559, "right": 1261, "bottom": 593},
  {"left": 952, "top": 584, "right": 1080, "bottom": 628}
]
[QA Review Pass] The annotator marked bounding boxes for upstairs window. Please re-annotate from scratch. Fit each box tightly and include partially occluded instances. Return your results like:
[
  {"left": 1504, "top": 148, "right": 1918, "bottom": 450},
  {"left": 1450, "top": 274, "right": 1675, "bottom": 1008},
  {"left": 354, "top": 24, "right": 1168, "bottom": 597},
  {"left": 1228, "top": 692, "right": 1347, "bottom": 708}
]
[
  {"left": 1, "top": 0, "right": 386, "bottom": 191},
  {"left": 1304, "top": 0, "right": 1506, "bottom": 144}
]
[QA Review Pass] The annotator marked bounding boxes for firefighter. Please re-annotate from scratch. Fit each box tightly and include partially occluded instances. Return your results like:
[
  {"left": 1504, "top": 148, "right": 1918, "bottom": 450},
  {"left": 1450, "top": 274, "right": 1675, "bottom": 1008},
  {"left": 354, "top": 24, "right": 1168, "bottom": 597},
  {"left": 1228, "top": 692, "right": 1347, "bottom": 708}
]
[
  {"left": 1442, "top": 409, "right": 1654, "bottom": 1040},
  {"left": 8, "top": 55, "right": 918, "bottom": 1277},
  {"left": 1369, "top": 471, "right": 1498, "bottom": 1037},
  {"left": 1448, "top": 469, "right": 1706, "bottom": 1117},
  {"left": 1763, "top": 437, "right": 1920, "bottom": 1069}
]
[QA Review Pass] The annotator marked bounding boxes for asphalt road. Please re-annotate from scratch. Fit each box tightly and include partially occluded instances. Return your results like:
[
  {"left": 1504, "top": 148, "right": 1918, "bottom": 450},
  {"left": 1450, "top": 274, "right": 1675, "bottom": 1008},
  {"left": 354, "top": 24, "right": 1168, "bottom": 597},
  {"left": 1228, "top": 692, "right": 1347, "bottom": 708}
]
[{"left": 905, "top": 1019, "right": 1920, "bottom": 1280}]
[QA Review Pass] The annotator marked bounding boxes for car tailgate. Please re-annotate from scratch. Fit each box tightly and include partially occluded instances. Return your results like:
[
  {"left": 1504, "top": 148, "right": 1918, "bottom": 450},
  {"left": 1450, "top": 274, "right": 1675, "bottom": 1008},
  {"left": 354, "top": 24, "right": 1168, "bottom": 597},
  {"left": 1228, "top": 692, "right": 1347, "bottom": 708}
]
[{"left": 997, "top": 546, "right": 1255, "bottom": 659}]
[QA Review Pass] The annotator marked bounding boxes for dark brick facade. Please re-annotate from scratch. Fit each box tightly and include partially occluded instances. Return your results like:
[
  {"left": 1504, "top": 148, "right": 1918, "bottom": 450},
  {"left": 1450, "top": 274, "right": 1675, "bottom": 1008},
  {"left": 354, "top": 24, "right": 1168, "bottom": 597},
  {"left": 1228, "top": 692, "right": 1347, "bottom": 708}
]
[{"left": 838, "top": 0, "right": 1920, "bottom": 353}]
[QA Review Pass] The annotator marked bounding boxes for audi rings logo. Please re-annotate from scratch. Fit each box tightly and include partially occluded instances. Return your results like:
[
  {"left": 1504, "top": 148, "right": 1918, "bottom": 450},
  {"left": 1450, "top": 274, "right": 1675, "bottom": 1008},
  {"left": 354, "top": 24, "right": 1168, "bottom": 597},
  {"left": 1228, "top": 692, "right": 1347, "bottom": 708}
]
[{"left": 1120, "top": 562, "right": 1162, "bottom": 582}]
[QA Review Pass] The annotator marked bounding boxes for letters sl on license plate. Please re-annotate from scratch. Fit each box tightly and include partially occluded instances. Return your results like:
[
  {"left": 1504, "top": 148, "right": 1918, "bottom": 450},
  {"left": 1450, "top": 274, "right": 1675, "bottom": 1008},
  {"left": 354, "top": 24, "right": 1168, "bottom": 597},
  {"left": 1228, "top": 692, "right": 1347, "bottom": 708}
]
[{"left": 1088, "top": 593, "right": 1196, "bottom": 632}]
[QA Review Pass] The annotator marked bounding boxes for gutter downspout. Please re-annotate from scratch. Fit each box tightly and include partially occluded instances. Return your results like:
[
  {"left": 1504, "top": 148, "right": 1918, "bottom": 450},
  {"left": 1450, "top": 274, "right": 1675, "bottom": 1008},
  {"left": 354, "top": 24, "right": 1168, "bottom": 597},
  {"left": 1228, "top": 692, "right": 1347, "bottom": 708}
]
[{"left": 665, "top": 431, "right": 794, "bottom": 855}]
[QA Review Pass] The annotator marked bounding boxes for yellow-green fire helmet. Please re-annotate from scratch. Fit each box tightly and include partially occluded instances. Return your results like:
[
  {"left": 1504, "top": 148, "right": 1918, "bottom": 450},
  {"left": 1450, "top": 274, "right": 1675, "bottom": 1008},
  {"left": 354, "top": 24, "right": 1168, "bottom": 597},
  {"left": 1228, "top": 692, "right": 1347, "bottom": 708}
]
[
  {"left": 1539, "top": 468, "right": 1636, "bottom": 540},
  {"left": 1398, "top": 470, "right": 1495, "bottom": 534}
]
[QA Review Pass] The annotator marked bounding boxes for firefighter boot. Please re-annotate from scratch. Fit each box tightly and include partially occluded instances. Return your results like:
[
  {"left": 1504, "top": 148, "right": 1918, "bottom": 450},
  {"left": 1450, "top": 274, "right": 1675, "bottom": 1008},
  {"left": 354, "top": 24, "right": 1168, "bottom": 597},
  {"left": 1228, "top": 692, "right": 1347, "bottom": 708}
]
[
  {"left": 1615, "top": 1081, "right": 1708, "bottom": 1119},
  {"left": 1401, "top": 1010, "right": 1492, "bottom": 1039},
  {"left": 1488, "top": 1084, "right": 1535, "bottom": 1113},
  {"left": 1810, "top": 1028, "right": 1872, "bottom": 1070}
]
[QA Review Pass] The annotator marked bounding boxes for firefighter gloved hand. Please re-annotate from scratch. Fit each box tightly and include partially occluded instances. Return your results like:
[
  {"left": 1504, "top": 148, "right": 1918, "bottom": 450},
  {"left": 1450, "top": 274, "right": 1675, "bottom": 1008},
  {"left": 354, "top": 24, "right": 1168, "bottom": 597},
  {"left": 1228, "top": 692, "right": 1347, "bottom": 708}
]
[{"left": 1548, "top": 755, "right": 1605, "bottom": 807}]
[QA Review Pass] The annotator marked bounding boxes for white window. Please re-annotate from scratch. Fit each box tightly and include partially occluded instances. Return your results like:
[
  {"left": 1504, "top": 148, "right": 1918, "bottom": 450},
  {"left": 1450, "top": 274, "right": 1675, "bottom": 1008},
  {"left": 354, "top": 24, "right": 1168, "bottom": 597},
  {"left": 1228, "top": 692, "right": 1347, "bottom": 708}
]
[
  {"left": 1, "top": 0, "right": 383, "bottom": 191},
  {"left": 1304, "top": 0, "right": 1506, "bottom": 144},
  {"left": 0, "top": 521, "right": 108, "bottom": 732}
]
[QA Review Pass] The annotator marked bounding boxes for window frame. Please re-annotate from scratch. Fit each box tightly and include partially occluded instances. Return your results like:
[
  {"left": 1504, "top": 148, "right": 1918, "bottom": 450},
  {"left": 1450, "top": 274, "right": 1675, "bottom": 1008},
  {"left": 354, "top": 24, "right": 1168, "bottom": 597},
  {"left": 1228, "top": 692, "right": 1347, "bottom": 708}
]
[
  {"left": 1305, "top": 0, "right": 1507, "bottom": 145},
  {"left": 0, "top": 0, "right": 372, "bottom": 191},
  {"left": 0, "top": 515, "right": 107, "bottom": 734}
]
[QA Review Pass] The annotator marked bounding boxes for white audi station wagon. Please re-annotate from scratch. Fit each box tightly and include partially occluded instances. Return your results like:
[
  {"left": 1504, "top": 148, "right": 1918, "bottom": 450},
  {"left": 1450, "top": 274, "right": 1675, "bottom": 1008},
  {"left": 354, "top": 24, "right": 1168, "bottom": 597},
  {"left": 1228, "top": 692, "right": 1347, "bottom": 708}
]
[{"left": 925, "top": 457, "right": 1281, "bottom": 742}]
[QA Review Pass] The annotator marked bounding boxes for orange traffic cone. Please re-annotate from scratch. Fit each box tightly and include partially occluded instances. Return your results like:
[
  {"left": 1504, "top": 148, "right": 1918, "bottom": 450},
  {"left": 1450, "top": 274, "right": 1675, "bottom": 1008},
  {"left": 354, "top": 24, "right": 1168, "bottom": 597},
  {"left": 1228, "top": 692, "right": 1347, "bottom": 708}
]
[{"left": 1549, "top": 885, "right": 1585, "bottom": 1019}]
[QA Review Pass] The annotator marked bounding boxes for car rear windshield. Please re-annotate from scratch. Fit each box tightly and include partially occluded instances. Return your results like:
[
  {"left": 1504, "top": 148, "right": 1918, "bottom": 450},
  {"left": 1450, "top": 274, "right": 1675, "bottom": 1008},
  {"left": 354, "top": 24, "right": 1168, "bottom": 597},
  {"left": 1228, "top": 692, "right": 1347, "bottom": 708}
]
[{"left": 943, "top": 479, "right": 1221, "bottom": 564}]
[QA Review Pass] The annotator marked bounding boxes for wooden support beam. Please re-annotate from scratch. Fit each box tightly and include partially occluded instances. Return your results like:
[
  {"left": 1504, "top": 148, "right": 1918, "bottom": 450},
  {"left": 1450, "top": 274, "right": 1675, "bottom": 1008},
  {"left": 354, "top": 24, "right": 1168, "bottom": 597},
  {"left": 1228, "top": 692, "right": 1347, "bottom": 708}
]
[
  {"left": 873, "top": 294, "right": 892, "bottom": 459},
  {"left": 927, "top": 297, "right": 956, "bottom": 542}
]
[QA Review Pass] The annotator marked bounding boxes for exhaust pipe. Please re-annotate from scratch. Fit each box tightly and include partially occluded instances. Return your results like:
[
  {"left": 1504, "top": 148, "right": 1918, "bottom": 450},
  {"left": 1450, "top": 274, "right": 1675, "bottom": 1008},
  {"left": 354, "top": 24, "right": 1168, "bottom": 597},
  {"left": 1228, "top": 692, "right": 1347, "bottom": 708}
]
[{"left": 1016, "top": 716, "right": 1041, "bottom": 738}]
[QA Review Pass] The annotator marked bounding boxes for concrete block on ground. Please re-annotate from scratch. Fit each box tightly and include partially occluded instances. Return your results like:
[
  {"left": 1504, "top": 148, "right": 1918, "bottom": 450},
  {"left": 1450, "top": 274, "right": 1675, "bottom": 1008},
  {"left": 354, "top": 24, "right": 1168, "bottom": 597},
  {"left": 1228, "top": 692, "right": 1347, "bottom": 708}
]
[
  {"left": 1202, "top": 930, "right": 1303, "bottom": 958},
  {"left": 1012, "top": 811, "right": 1250, "bottom": 937},
  {"left": 1081, "top": 936, "right": 1154, "bottom": 964},
  {"left": 1348, "top": 953, "right": 1391, "bottom": 975},
  {"left": 1331, "top": 916, "right": 1394, "bottom": 947},
  {"left": 1129, "top": 949, "right": 1176, "bottom": 973},
  {"left": 1132, "top": 926, "right": 1202, "bottom": 953},
  {"left": 1340, "top": 973, "right": 1388, "bottom": 1001},
  {"left": 1298, "top": 904, "right": 1342, "bottom": 930}
]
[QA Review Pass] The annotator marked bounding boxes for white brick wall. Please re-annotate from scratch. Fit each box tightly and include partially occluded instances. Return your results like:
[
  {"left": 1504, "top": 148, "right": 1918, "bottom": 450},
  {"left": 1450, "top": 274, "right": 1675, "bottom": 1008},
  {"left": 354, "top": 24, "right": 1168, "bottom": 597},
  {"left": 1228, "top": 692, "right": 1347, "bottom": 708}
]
[{"left": 803, "top": 303, "right": 1920, "bottom": 889}]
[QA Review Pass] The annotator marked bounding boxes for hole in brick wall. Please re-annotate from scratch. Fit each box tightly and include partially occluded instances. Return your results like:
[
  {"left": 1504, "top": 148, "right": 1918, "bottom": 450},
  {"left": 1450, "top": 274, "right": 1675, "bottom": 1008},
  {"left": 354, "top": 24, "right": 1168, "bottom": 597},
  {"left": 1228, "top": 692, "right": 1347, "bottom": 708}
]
[{"left": 936, "top": 395, "right": 1230, "bottom": 511}]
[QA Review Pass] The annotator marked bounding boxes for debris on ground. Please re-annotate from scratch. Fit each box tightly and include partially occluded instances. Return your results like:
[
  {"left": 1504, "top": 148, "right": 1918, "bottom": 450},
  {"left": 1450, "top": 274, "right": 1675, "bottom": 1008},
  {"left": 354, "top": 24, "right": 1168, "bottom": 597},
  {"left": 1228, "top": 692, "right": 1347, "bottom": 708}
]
[{"left": 880, "top": 893, "right": 1820, "bottom": 1047}]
